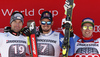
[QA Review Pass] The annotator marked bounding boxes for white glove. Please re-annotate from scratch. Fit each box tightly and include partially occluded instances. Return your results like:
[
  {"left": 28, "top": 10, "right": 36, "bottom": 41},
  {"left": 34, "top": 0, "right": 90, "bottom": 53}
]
[{"left": 64, "top": 1, "right": 76, "bottom": 11}]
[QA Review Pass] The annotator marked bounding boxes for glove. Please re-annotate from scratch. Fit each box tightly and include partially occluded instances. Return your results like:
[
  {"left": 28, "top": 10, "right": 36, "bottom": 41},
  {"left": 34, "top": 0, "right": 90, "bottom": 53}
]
[
  {"left": 64, "top": 1, "right": 76, "bottom": 15},
  {"left": 21, "top": 27, "right": 31, "bottom": 36},
  {"left": 39, "top": 25, "right": 43, "bottom": 33},
  {"left": 61, "top": 18, "right": 74, "bottom": 37},
  {"left": 4, "top": 26, "right": 11, "bottom": 32},
  {"left": 36, "top": 31, "right": 40, "bottom": 37},
  {"left": 64, "top": 1, "right": 71, "bottom": 11}
]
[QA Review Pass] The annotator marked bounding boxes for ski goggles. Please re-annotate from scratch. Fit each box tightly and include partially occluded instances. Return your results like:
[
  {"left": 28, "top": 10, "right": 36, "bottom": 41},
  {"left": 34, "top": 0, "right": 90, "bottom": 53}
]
[
  {"left": 41, "top": 21, "right": 52, "bottom": 25},
  {"left": 82, "top": 26, "right": 93, "bottom": 30}
]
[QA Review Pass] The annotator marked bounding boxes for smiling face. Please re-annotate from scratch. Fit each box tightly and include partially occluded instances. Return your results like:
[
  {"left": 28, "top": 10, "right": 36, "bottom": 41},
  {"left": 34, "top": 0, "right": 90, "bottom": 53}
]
[
  {"left": 81, "top": 23, "right": 94, "bottom": 38},
  {"left": 40, "top": 18, "right": 53, "bottom": 34},
  {"left": 11, "top": 19, "right": 23, "bottom": 32}
]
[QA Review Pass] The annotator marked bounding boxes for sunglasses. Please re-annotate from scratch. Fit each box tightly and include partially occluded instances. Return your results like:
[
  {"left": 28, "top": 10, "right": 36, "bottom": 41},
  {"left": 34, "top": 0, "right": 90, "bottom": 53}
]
[
  {"left": 41, "top": 21, "right": 52, "bottom": 25},
  {"left": 82, "top": 26, "right": 93, "bottom": 30}
]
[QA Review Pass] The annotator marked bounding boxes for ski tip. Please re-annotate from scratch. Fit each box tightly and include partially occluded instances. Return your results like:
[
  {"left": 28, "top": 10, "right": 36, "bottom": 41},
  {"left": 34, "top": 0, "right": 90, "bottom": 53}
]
[{"left": 27, "top": 20, "right": 35, "bottom": 28}]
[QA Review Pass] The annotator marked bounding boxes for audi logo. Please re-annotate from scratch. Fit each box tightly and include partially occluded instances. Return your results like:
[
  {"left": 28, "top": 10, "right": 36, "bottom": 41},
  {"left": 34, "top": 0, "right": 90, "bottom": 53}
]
[{"left": 75, "top": 54, "right": 99, "bottom": 57}]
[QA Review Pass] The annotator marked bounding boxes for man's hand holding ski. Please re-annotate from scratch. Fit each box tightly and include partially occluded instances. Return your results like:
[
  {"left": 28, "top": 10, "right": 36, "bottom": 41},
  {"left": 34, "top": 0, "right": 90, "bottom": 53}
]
[
  {"left": 21, "top": 20, "right": 38, "bottom": 57},
  {"left": 62, "top": 0, "right": 75, "bottom": 57}
]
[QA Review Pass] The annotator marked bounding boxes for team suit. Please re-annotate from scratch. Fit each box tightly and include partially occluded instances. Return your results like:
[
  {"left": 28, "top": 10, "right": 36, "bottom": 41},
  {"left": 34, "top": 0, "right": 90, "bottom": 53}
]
[
  {"left": 0, "top": 32, "right": 29, "bottom": 57},
  {"left": 72, "top": 37, "right": 100, "bottom": 57},
  {"left": 37, "top": 29, "right": 79, "bottom": 57}
]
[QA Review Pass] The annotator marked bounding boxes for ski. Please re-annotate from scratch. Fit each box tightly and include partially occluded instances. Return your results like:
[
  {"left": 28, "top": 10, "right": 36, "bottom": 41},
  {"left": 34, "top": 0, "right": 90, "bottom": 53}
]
[
  {"left": 62, "top": 0, "right": 74, "bottom": 57},
  {"left": 66, "top": 0, "right": 74, "bottom": 20},
  {"left": 27, "top": 20, "right": 38, "bottom": 57}
]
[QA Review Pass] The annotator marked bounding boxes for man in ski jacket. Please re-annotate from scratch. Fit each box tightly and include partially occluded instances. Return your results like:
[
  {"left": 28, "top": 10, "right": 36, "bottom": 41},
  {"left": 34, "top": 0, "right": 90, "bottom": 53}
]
[
  {"left": 63, "top": 1, "right": 100, "bottom": 57},
  {"left": 73, "top": 18, "right": 100, "bottom": 57},
  {"left": 1, "top": 11, "right": 30, "bottom": 57},
  {"left": 37, "top": 10, "right": 80, "bottom": 57}
]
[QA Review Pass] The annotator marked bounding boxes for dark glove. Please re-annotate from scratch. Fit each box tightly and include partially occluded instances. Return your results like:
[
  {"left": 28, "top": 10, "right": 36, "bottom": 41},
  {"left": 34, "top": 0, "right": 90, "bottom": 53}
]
[
  {"left": 39, "top": 25, "right": 43, "bottom": 33},
  {"left": 70, "top": 30, "right": 74, "bottom": 37},
  {"left": 36, "top": 31, "right": 40, "bottom": 37},
  {"left": 70, "top": 26, "right": 74, "bottom": 37},
  {"left": 4, "top": 26, "right": 11, "bottom": 32},
  {"left": 21, "top": 27, "right": 31, "bottom": 36},
  {"left": 62, "top": 23, "right": 74, "bottom": 37}
]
